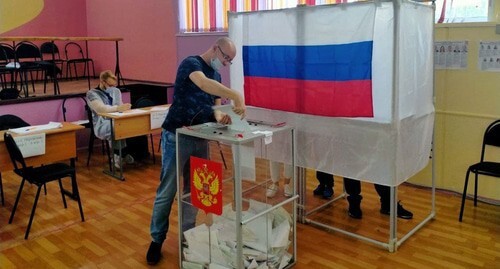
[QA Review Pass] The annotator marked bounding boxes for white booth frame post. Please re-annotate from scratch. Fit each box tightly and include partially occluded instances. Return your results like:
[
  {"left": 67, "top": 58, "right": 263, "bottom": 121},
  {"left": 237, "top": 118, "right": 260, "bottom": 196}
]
[{"left": 298, "top": 0, "right": 437, "bottom": 252}]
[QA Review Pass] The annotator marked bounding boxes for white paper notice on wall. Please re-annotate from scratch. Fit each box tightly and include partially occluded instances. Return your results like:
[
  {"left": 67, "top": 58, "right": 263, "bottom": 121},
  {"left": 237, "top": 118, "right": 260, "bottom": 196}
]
[
  {"left": 13, "top": 133, "right": 46, "bottom": 158},
  {"left": 150, "top": 109, "right": 169, "bottom": 129}
]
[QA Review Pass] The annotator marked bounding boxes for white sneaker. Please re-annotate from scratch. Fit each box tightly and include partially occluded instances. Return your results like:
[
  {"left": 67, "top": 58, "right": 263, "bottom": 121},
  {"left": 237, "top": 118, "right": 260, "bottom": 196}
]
[
  {"left": 124, "top": 154, "right": 135, "bottom": 164},
  {"left": 266, "top": 183, "right": 278, "bottom": 198},
  {"left": 113, "top": 154, "right": 122, "bottom": 169},
  {"left": 284, "top": 184, "right": 293, "bottom": 197}
]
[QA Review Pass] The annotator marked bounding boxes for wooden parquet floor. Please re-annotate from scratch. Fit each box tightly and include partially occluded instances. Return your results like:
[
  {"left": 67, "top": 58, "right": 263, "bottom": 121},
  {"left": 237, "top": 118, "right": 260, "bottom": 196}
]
[{"left": 0, "top": 101, "right": 499, "bottom": 268}]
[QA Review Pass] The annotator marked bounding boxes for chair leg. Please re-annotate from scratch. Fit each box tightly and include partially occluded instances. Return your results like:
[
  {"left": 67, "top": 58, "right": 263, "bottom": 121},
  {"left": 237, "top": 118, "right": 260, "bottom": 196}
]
[
  {"left": 149, "top": 134, "right": 155, "bottom": 164},
  {"left": 58, "top": 179, "right": 67, "bottom": 208},
  {"left": 459, "top": 170, "right": 471, "bottom": 222},
  {"left": 87, "top": 132, "right": 96, "bottom": 166},
  {"left": 71, "top": 174, "right": 85, "bottom": 222},
  {"left": 25, "top": 185, "right": 43, "bottom": 239},
  {"left": 9, "top": 179, "right": 26, "bottom": 224},
  {"left": 217, "top": 142, "right": 228, "bottom": 169},
  {"left": 91, "top": 60, "right": 96, "bottom": 78},
  {"left": 65, "top": 63, "right": 70, "bottom": 80},
  {"left": 73, "top": 63, "right": 78, "bottom": 79},
  {"left": 474, "top": 173, "right": 478, "bottom": 207},
  {"left": 0, "top": 173, "right": 4, "bottom": 206},
  {"left": 105, "top": 142, "right": 112, "bottom": 171},
  {"left": 43, "top": 183, "right": 47, "bottom": 195}
]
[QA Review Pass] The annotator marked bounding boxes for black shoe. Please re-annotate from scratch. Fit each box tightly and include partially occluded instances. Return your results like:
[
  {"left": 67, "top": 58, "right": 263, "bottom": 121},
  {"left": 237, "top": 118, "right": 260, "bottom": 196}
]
[
  {"left": 348, "top": 204, "right": 362, "bottom": 219},
  {"left": 347, "top": 196, "right": 362, "bottom": 219},
  {"left": 380, "top": 202, "right": 413, "bottom": 219},
  {"left": 146, "top": 241, "right": 162, "bottom": 265},
  {"left": 313, "top": 185, "right": 324, "bottom": 196},
  {"left": 322, "top": 187, "right": 333, "bottom": 199}
]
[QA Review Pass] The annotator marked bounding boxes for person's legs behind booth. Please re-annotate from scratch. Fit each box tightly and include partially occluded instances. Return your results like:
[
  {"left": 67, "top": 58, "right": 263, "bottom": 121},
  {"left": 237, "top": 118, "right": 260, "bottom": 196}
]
[
  {"left": 314, "top": 171, "right": 334, "bottom": 199},
  {"left": 266, "top": 161, "right": 293, "bottom": 198}
]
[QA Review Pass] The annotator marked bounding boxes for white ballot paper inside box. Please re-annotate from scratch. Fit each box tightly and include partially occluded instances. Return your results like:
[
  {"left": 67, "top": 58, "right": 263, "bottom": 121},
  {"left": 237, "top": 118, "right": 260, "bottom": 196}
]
[{"left": 12, "top": 133, "right": 46, "bottom": 158}]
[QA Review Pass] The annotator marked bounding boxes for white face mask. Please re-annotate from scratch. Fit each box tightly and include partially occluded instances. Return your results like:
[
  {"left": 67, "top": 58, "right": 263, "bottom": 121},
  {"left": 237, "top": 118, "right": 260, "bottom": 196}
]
[{"left": 210, "top": 57, "right": 223, "bottom": 71}]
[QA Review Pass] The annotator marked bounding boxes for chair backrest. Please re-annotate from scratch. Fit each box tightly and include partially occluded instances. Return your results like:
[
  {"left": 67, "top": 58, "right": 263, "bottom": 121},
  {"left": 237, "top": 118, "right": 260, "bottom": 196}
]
[
  {"left": 0, "top": 45, "right": 9, "bottom": 64},
  {"left": 133, "top": 96, "right": 156, "bottom": 108},
  {"left": 62, "top": 96, "right": 93, "bottom": 129},
  {"left": 480, "top": 119, "right": 500, "bottom": 161},
  {"left": 3, "top": 132, "right": 28, "bottom": 172},
  {"left": 0, "top": 114, "right": 30, "bottom": 130},
  {"left": 40, "top": 42, "right": 62, "bottom": 61},
  {"left": 15, "top": 41, "right": 42, "bottom": 61},
  {"left": 0, "top": 43, "right": 16, "bottom": 62},
  {"left": 64, "top": 42, "right": 85, "bottom": 60}
]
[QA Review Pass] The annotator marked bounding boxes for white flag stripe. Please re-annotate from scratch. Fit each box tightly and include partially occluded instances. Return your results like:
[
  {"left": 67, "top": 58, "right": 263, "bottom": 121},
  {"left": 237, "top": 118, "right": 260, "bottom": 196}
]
[{"left": 242, "top": 4, "right": 375, "bottom": 46}]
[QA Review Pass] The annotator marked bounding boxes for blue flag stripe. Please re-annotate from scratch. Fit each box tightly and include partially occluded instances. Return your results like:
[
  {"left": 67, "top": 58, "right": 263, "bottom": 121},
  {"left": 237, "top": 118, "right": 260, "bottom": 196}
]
[{"left": 243, "top": 41, "right": 373, "bottom": 81}]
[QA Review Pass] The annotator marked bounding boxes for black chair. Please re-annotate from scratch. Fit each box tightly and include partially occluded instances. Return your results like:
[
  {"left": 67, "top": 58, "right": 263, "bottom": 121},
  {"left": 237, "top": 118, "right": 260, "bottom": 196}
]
[
  {"left": 4, "top": 132, "right": 85, "bottom": 239},
  {"left": 0, "top": 115, "right": 30, "bottom": 206},
  {"left": 15, "top": 41, "right": 60, "bottom": 96},
  {"left": 40, "top": 42, "right": 66, "bottom": 83},
  {"left": 459, "top": 119, "right": 500, "bottom": 222},
  {"left": 0, "top": 43, "right": 18, "bottom": 90},
  {"left": 0, "top": 44, "right": 10, "bottom": 89},
  {"left": 64, "top": 42, "right": 95, "bottom": 80},
  {"left": 62, "top": 96, "right": 111, "bottom": 168}
]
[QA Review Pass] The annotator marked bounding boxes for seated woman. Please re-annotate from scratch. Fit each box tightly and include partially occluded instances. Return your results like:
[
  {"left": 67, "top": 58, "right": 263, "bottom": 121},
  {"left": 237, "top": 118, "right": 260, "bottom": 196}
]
[{"left": 86, "top": 70, "right": 134, "bottom": 169}]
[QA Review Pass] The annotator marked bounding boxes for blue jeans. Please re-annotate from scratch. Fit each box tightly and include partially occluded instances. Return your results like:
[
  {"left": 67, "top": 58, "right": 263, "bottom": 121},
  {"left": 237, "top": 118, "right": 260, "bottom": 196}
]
[{"left": 150, "top": 130, "right": 208, "bottom": 243}]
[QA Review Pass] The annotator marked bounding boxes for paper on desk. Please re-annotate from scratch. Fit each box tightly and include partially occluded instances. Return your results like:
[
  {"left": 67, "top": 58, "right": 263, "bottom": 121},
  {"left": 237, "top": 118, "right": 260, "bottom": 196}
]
[
  {"left": 9, "top": 121, "right": 62, "bottom": 134},
  {"left": 108, "top": 109, "right": 148, "bottom": 116},
  {"left": 71, "top": 119, "right": 89, "bottom": 125},
  {"left": 12, "top": 133, "right": 46, "bottom": 158},
  {"left": 213, "top": 104, "right": 250, "bottom": 132}
]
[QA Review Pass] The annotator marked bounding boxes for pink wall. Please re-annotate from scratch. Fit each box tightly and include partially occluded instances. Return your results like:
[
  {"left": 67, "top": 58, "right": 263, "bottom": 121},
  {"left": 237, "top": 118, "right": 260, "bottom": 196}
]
[
  {"left": 1, "top": 0, "right": 178, "bottom": 83},
  {"left": 85, "top": 0, "right": 178, "bottom": 83}
]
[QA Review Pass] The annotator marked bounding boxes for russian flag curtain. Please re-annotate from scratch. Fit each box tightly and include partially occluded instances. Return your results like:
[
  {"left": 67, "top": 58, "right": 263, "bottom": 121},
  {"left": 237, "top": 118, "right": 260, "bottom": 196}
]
[{"left": 242, "top": 5, "right": 375, "bottom": 117}]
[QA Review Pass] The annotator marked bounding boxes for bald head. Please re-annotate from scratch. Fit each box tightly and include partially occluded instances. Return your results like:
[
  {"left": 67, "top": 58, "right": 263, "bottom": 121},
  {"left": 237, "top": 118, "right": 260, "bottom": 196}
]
[
  {"left": 216, "top": 37, "right": 235, "bottom": 54},
  {"left": 216, "top": 37, "right": 236, "bottom": 63}
]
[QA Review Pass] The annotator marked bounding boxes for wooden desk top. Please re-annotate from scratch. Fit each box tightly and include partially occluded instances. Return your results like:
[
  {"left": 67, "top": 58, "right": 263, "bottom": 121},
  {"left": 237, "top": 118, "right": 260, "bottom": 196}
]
[
  {"left": 0, "top": 36, "right": 123, "bottom": 42},
  {"left": 98, "top": 105, "right": 171, "bottom": 119},
  {"left": 97, "top": 105, "right": 170, "bottom": 140},
  {"left": 0, "top": 122, "right": 84, "bottom": 141}
]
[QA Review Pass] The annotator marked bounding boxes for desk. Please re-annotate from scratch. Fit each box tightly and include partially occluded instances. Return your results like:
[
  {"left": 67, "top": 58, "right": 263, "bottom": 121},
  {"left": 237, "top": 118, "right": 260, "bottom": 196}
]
[
  {"left": 99, "top": 105, "right": 170, "bottom": 180},
  {"left": 0, "top": 36, "right": 124, "bottom": 95},
  {"left": 0, "top": 122, "right": 84, "bottom": 203}
]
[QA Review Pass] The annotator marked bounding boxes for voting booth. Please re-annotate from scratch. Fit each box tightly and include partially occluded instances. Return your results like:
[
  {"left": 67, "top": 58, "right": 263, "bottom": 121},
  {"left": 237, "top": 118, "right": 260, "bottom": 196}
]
[
  {"left": 228, "top": 0, "right": 435, "bottom": 251},
  {"left": 177, "top": 121, "right": 296, "bottom": 269}
]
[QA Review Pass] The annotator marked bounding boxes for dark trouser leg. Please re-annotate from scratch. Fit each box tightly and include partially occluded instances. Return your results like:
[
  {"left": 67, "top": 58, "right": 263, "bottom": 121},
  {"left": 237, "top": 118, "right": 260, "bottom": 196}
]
[
  {"left": 374, "top": 184, "right": 390, "bottom": 210},
  {"left": 344, "top": 177, "right": 362, "bottom": 218},
  {"left": 316, "top": 171, "right": 334, "bottom": 188},
  {"left": 344, "top": 177, "right": 361, "bottom": 199}
]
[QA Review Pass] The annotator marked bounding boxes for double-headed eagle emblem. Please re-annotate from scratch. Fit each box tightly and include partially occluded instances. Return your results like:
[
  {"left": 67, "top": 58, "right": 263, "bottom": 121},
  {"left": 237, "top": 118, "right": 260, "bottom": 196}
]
[{"left": 193, "top": 164, "right": 220, "bottom": 207}]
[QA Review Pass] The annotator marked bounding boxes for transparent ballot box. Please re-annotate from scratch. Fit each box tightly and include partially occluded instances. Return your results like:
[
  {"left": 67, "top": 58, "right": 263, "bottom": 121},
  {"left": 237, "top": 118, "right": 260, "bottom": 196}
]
[{"left": 177, "top": 122, "right": 296, "bottom": 269}]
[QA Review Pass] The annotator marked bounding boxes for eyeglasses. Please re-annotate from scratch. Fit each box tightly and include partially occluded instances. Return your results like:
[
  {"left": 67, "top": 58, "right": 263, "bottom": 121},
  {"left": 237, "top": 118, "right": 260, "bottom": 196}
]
[{"left": 218, "top": 46, "right": 233, "bottom": 65}]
